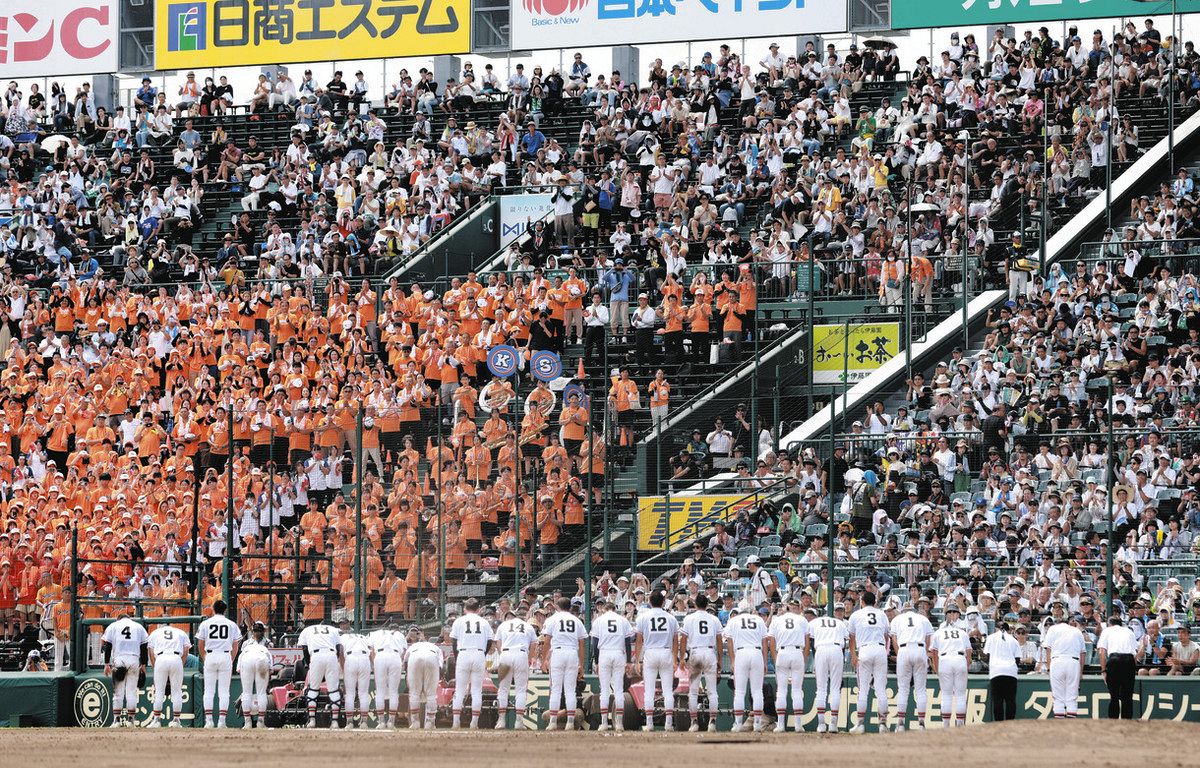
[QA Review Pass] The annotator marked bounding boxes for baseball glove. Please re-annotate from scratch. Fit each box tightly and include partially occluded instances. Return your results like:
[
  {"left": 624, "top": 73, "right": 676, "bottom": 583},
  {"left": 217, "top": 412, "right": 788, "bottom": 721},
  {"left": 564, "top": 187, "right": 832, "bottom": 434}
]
[
  {"left": 494, "top": 662, "right": 512, "bottom": 681},
  {"left": 137, "top": 668, "right": 147, "bottom": 688},
  {"left": 293, "top": 660, "right": 308, "bottom": 683},
  {"left": 112, "top": 667, "right": 126, "bottom": 683}
]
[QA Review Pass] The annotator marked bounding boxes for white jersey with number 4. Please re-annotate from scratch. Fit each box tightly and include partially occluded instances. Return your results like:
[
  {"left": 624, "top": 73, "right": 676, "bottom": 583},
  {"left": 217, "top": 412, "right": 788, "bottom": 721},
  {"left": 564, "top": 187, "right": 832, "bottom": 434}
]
[
  {"left": 542, "top": 611, "right": 587, "bottom": 650},
  {"left": 196, "top": 615, "right": 242, "bottom": 652},
  {"left": 848, "top": 607, "right": 890, "bottom": 645},
  {"left": 680, "top": 610, "right": 723, "bottom": 650},
  {"left": 724, "top": 613, "right": 768, "bottom": 649},
  {"left": 103, "top": 617, "right": 149, "bottom": 658},
  {"left": 449, "top": 613, "right": 494, "bottom": 652},
  {"left": 148, "top": 626, "right": 190, "bottom": 656},
  {"left": 297, "top": 624, "right": 342, "bottom": 653},
  {"left": 635, "top": 608, "right": 679, "bottom": 650},
  {"left": 591, "top": 612, "right": 635, "bottom": 651},
  {"left": 890, "top": 611, "right": 934, "bottom": 647},
  {"left": 496, "top": 618, "right": 538, "bottom": 652},
  {"left": 767, "top": 613, "right": 810, "bottom": 649}
]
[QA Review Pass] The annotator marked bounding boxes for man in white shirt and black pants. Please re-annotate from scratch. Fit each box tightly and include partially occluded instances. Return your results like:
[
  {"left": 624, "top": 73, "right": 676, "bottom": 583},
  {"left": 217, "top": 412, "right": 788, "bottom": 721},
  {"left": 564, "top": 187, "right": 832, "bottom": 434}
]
[
  {"left": 552, "top": 178, "right": 576, "bottom": 246},
  {"left": 1097, "top": 616, "right": 1138, "bottom": 719},
  {"left": 631, "top": 292, "right": 657, "bottom": 371},
  {"left": 983, "top": 621, "right": 1021, "bottom": 721}
]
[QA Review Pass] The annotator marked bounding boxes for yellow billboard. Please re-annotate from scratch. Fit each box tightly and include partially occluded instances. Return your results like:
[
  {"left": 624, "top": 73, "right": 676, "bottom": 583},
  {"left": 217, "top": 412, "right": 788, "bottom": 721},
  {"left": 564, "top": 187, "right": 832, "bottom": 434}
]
[
  {"left": 155, "top": 0, "right": 469, "bottom": 70},
  {"left": 637, "top": 495, "right": 758, "bottom": 551},
  {"left": 811, "top": 322, "right": 899, "bottom": 385}
]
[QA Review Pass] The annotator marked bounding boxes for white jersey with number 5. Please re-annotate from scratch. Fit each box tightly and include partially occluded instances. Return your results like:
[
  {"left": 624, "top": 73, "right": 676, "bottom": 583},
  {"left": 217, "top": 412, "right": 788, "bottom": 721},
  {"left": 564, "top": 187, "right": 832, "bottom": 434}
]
[
  {"left": 591, "top": 612, "right": 635, "bottom": 651},
  {"left": 680, "top": 610, "right": 722, "bottom": 650},
  {"left": 635, "top": 608, "right": 679, "bottom": 649},
  {"left": 724, "top": 613, "right": 768, "bottom": 648},
  {"left": 297, "top": 624, "right": 342, "bottom": 653},
  {"left": 449, "top": 614, "right": 494, "bottom": 652},
  {"left": 197, "top": 615, "right": 242, "bottom": 652},
  {"left": 103, "top": 617, "right": 149, "bottom": 658},
  {"left": 542, "top": 611, "right": 587, "bottom": 650}
]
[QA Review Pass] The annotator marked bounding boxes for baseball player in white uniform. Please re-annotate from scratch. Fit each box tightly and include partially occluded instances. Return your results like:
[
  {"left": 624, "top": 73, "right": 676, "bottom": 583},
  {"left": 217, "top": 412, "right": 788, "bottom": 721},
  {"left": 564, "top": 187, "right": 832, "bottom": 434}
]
[
  {"left": 723, "top": 607, "right": 768, "bottom": 732},
  {"left": 296, "top": 618, "right": 344, "bottom": 728},
  {"left": 890, "top": 600, "right": 934, "bottom": 731},
  {"left": 493, "top": 610, "right": 538, "bottom": 729},
  {"left": 406, "top": 629, "right": 445, "bottom": 729},
  {"left": 679, "top": 595, "right": 723, "bottom": 732},
  {"left": 449, "top": 598, "right": 494, "bottom": 729},
  {"left": 767, "top": 597, "right": 810, "bottom": 732},
  {"left": 930, "top": 605, "right": 971, "bottom": 728},
  {"left": 146, "top": 623, "right": 191, "bottom": 728},
  {"left": 196, "top": 600, "right": 242, "bottom": 728},
  {"left": 339, "top": 615, "right": 373, "bottom": 729},
  {"left": 236, "top": 621, "right": 273, "bottom": 729},
  {"left": 1042, "top": 615, "right": 1086, "bottom": 719},
  {"left": 848, "top": 591, "right": 890, "bottom": 734},
  {"left": 811, "top": 606, "right": 850, "bottom": 733},
  {"left": 590, "top": 598, "right": 634, "bottom": 731},
  {"left": 635, "top": 590, "right": 679, "bottom": 731},
  {"left": 541, "top": 597, "right": 587, "bottom": 730},
  {"left": 102, "top": 613, "right": 149, "bottom": 727},
  {"left": 368, "top": 623, "right": 408, "bottom": 729}
]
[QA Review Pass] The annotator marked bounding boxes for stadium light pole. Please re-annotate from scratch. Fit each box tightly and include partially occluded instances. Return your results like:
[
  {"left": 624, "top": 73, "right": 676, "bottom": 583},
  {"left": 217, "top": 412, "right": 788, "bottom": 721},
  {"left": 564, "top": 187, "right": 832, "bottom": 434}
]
[
  {"left": 1105, "top": 378, "right": 1115, "bottom": 617},
  {"left": 962, "top": 142, "right": 970, "bottom": 352}
]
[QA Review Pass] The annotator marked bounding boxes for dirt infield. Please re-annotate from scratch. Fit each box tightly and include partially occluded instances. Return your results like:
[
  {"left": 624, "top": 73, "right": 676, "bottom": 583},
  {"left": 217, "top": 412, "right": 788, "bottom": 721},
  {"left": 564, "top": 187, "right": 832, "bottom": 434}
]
[{"left": 2, "top": 721, "right": 1191, "bottom": 768}]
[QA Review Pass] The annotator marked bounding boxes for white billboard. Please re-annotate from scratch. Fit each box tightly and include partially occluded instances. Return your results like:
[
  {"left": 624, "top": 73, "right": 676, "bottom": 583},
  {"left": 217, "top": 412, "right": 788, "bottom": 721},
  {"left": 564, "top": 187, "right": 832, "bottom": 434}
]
[
  {"left": 511, "top": 0, "right": 847, "bottom": 50},
  {"left": 1, "top": 0, "right": 117, "bottom": 78},
  {"left": 498, "top": 192, "right": 554, "bottom": 248}
]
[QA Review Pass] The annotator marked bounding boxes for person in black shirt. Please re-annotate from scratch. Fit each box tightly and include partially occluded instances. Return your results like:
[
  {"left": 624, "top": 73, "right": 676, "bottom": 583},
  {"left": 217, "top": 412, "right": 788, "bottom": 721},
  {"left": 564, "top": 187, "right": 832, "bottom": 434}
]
[
  {"left": 981, "top": 403, "right": 1008, "bottom": 456},
  {"left": 326, "top": 71, "right": 349, "bottom": 112}
]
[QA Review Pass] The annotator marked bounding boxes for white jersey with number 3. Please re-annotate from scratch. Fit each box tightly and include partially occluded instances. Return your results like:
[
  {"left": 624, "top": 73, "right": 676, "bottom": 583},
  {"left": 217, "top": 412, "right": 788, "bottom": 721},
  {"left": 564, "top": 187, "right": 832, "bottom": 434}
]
[{"left": 848, "top": 607, "right": 890, "bottom": 645}]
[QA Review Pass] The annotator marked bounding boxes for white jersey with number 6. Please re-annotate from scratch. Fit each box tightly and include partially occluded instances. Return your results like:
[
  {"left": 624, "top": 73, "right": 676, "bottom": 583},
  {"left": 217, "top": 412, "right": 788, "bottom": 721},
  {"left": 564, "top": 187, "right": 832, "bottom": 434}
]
[{"left": 680, "top": 610, "right": 722, "bottom": 650}]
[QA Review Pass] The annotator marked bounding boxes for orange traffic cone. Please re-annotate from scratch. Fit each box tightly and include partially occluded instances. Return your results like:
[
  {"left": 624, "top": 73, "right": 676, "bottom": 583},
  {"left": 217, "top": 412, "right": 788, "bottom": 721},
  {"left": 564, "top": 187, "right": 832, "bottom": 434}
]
[{"left": 576, "top": 358, "right": 587, "bottom": 379}]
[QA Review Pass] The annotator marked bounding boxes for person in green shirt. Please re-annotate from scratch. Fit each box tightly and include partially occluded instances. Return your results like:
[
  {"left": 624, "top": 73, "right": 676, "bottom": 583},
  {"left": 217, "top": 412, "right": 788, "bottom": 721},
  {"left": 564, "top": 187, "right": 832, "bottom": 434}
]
[{"left": 852, "top": 107, "right": 877, "bottom": 153}]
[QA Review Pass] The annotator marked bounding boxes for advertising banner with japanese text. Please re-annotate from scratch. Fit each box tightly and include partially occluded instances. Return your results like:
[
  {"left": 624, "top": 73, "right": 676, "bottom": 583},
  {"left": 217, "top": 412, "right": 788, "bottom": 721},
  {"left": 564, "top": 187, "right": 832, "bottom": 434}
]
[
  {"left": 155, "top": 0, "right": 470, "bottom": 71},
  {"left": 638, "top": 494, "right": 761, "bottom": 550},
  {"left": 892, "top": 0, "right": 1189, "bottom": 30},
  {"left": 510, "top": 0, "right": 848, "bottom": 51},
  {"left": 1, "top": 0, "right": 117, "bottom": 78},
  {"left": 498, "top": 192, "right": 553, "bottom": 247},
  {"left": 811, "top": 322, "right": 898, "bottom": 385}
]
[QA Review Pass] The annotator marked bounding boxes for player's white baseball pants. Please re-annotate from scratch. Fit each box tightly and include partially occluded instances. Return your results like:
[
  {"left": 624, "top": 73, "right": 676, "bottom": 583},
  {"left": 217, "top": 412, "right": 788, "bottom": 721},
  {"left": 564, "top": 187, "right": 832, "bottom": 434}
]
[
  {"left": 775, "top": 648, "right": 806, "bottom": 721},
  {"left": 597, "top": 649, "right": 626, "bottom": 718},
  {"left": 407, "top": 650, "right": 440, "bottom": 723},
  {"left": 937, "top": 655, "right": 968, "bottom": 725},
  {"left": 152, "top": 654, "right": 184, "bottom": 716},
  {"left": 548, "top": 648, "right": 580, "bottom": 717},
  {"left": 344, "top": 654, "right": 372, "bottom": 717},
  {"left": 856, "top": 645, "right": 889, "bottom": 722},
  {"left": 373, "top": 651, "right": 404, "bottom": 715},
  {"left": 111, "top": 654, "right": 141, "bottom": 717},
  {"left": 895, "top": 647, "right": 929, "bottom": 724},
  {"left": 813, "top": 646, "right": 844, "bottom": 722},
  {"left": 237, "top": 650, "right": 271, "bottom": 720},
  {"left": 641, "top": 648, "right": 674, "bottom": 720},
  {"left": 495, "top": 650, "right": 531, "bottom": 714},
  {"left": 732, "top": 648, "right": 765, "bottom": 722},
  {"left": 203, "top": 651, "right": 234, "bottom": 721},
  {"left": 1049, "top": 658, "right": 1081, "bottom": 717},
  {"left": 687, "top": 648, "right": 718, "bottom": 717},
  {"left": 306, "top": 651, "right": 342, "bottom": 690},
  {"left": 453, "top": 649, "right": 486, "bottom": 718}
]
